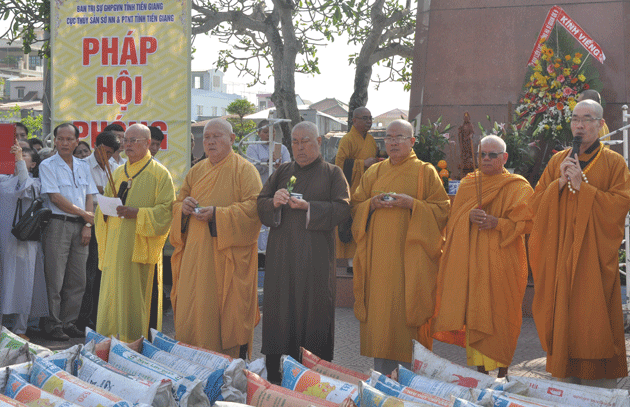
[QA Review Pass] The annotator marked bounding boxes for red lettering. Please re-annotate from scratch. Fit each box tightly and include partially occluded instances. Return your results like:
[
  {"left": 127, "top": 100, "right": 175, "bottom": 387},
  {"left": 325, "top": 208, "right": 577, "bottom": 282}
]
[
  {"left": 82, "top": 38, "right": 99, "bottom": 66},
  {"left": 134, "top": 76, "right": 142, "bottom": 104},
  {"left": 115, "top": 75, "right": 133, "bottom": 105},
  {"left": 120, "top": 35, "right": 138, "bottom": 65},
  {"left": 90, "top": 121, "right": 109, "bottom": 146},
  {"left": 73, "top": 121, "right": 89, "bottom": 139},
  {"left": 139, "top": 37, "right": 158, "bottom": 64},
  {"left": 96, "top": 76, "right": 114, "bottom": 104},
  {"left": 101, "top": 37, "right": 119, "bottom": 66}
]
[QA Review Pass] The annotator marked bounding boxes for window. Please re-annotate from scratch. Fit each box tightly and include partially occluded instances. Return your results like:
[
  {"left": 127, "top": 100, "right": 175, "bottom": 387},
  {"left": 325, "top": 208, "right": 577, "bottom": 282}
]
[
  {"left": 17, "top": 87, "right": 25, "bottom": 99},
  {"left": 213, "top": 76, "right": 220, "bottom": 89},
  {"left": 212, "top": 107, "right": 218, "bottom": 116},
  {"left": 196, "top": 105, "right": 203, "bottom": 116},
  {"left": 194, "top": 77, "right": 201, "bottom": 89},
  {"left": 29, "top": 55, "right": 42, "bottom": 69},
  {"left": 259, "top": 101, "right": 266, "bottom": 110},
  {"left": 221, "top": 108, "right": 226, "bottom": 116}
]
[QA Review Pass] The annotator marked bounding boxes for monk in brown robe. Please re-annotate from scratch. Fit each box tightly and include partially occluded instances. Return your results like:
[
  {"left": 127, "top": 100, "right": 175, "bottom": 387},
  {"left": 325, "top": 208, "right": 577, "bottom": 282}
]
[
  {"left": 433, "top": 135, "right": 533, "bottom": 378},
  {"left": 258, "top": 121, "right": 350, "bottom": 383},
  {"left": 353, "top": 119, "right": 450, "bottom": 375},
  {"left": 529, "top": 100, "right": 630, "bottom": 387},
  {"left": 170, "top": 118, "right": 262, "bottom": 359},
  {"left": 334, "top": 107, "right": 379, "bottom": 268}
]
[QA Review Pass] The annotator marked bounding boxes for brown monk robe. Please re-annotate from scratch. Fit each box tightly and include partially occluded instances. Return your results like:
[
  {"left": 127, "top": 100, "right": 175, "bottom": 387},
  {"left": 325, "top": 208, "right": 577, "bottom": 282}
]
[
  {"left": 258, "top": 122, "right": 350, "bottom": 382},
  {"left": 353, "top": 120, "right": 449, "bottom": 372},
  {"left": 170, "top": 119, "right": 262, "bottom": 358},
  {"left": 433, "top": 136, "right": 533, "bottom": 378},
  {"left": 529, "top": 100, "right": 630, "bottom": 384}
]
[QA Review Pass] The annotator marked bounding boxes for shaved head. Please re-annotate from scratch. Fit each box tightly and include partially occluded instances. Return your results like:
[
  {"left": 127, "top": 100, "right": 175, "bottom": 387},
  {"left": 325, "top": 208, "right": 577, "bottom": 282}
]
[
  {"left": 204, "top": 118, "right": 233, "bottom": 134},
  {"left": 352, "top": 107, "right": 370, "bottom": 119},
  {"left": 480, "top": 135, "right": 506, "bottom": 152},
  {"left": 577, "top": 89, "right": 602, "bottom": 104},
  {"left": 291, "top": 121, "right": 319, "bottom": 140},
  {"left": 386, "top": 119, "right": 413, "bottom": 137},
  {"left": 574, "top": 99, "right": 603, "bottom": 119}
]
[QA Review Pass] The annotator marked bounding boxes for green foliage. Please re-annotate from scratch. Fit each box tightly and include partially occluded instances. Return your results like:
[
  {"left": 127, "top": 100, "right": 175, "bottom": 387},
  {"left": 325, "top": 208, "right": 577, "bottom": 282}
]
[
  {"left": 0, "top": 0, "right": 50, "bottom": 58},
  {"left": 0, "top": 105, "right": 43, "bottom": 137},
  {"left": 413, "top": 117, "right": 452, "bottom": 167},
  {"left": 226, "top": 99, "right": 257, "bottom": 141},
  {"left": 477, "top": 116, "right": 532, "bottom": 174}
]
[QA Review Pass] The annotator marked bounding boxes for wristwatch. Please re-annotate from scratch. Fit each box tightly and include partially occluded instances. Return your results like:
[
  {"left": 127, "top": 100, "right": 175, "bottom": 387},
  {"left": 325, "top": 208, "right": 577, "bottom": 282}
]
[{"left": 84, "top": 223, "right": 92, "bottom": 228}]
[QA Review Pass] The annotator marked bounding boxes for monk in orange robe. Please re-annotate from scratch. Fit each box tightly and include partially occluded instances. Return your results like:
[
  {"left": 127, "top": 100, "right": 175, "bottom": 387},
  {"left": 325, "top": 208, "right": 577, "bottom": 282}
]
[
  {"left": 353, "top": 119, "right": 450, "bottom": 375},
  {"left": 529, "top": 100, "right": 630, "bottom": 387},
  {"left": 170, "top": 118, "right": 262, "bottom": 359},
  {"left": 334, "top": 107, "right": 379, "bottom": 263},
  {"left": 433, "top": 135, "right": 533, "bottom": 378}
]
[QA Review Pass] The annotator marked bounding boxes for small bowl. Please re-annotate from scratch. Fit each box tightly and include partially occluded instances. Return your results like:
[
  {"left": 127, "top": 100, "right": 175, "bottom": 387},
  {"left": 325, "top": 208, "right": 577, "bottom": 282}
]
[{"left": 290, "top": 192, "right": 303, "bottom": 199}]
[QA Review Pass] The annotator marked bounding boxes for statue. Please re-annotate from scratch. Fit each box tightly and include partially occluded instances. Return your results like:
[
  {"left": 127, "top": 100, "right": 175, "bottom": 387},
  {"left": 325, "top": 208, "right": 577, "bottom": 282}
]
[{"left": 458, "top": 112, "right": 475, "bottom": 177}]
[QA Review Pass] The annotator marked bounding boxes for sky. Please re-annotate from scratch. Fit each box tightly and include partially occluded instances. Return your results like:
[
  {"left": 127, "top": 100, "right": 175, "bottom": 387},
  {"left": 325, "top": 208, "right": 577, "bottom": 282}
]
[{"left": 190, "top": 33, "right": 411, "bottom": 117}]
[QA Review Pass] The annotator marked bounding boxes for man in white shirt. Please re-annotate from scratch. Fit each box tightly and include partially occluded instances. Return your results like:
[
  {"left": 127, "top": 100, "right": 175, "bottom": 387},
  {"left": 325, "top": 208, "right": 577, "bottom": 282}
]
[
  {"left": 77, "top": 131, "right": 121, "bottom": 331},
  {"left": 104, "top": 123, "right": 127, "bottom": 167},
  {"left": 40, "top": 123, "right": 98, "bottom": 341},
  {"left": 246, "top": 120, "right": 291, "bottom": 251}
]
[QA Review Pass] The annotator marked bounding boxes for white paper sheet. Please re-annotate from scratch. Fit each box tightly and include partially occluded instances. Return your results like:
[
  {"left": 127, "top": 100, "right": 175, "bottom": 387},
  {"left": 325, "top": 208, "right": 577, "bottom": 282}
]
[{"left": 96, "top": 194, "right": 123, "bottom": 217}]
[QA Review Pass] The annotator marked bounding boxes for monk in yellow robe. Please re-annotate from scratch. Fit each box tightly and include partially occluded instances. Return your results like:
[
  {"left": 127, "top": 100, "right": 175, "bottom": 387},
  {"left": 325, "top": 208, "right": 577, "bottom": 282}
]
[
  {"left": 335, "top": 107, "right": 378, "bottom": 263},
  {"left": 170, "top": 118, "right": 262, "bottom": 359},
  {"left": 433, "top": 135, "right": 533, "bottom": 378},
  {"left": 529, "top": 100, "right": 630, "bottom": 387},
  {"left": 353, "top": 119, "right": 450, "bottom": 374},
  {"left": 96, "top": 124, "right": 175, "bottom": 342}
]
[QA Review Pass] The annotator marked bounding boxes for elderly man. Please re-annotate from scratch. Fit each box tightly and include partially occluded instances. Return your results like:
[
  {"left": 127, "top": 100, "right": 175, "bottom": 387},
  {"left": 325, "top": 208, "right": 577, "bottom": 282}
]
[
  {"left": 433, "top": 135, "right": 533, "bottom": 378},
  {"left": 529, "top": 100, "right": 630, "bottom": 387},
  {"left": 171, "top": 118, "right": 262, "bottom": 358},
  {"left": 40, "top": 123, "right": 98, "bottom": 341},
  {"left": 258, "top": 121, "right": 350, "bottom": 382},
  {"left": 577, "top": 90, "right": 610, "bottom": 139},
  {"left": 335, "top": 107, "right": 379, "bottom": 271},
  {"left": 95, "top": 124, "right": 175, "bottom": 342},
  {"left": 353, "top": 119, "right": 449, "bottom": 374}
]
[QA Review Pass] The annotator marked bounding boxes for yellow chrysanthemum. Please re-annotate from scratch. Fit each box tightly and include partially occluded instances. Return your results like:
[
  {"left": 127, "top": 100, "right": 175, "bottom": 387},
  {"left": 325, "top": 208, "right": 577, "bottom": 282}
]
[
  {"left": 569, "top": 100, "right": 577, "bottom": 110},
  {"left": 565, "top": 55, "right": 571, "bottom": 60},
  {"left": 573, "top": 57, "right": 581, "bottom": 64},
  {"left": 556, "top": 125, "right": 563, "bottom": 131},
  {"left": 578, "top": 74, "right": 586, "bottom": 82},
  {"left": 534, "top": 64, "right": 542, "bottom": 72},
  {"left": 575, "top": 52, "right": 583, "bottom": 58},
  {"left": 542, "top": 54, "right": 551, "bottom": 61},
  {"left": 544, "top": 124, "right": 550, "bottom": 130},
  {"left": 568, "top": 97, "right": 575, "bottom": 103},
  {"left": 555, "top": 92, "right": 563, "bottom": 99},
  {"left": 563, "top": 68, "right": 571, "bottom": 76},
  {"left": 554, "top": 63, "right": 560, "bottom": 68},
  {"left": 549, "top": 72, "right": 557, "bottom": 78}
]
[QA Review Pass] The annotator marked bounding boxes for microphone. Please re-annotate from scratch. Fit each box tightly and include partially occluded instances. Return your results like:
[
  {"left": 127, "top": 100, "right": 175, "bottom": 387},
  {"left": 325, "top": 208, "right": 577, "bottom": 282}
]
[{"left": 571, "top": 136, "right": 582, "bottom": 158}]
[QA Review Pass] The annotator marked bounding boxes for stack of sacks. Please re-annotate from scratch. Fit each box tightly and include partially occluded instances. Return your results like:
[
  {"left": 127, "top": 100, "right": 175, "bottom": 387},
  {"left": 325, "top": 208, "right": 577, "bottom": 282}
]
[
  {"left": 84, "top": 328, "right": 143, "bottom": 362},
  {"left": 357, "top": 381, "right": 431, "bottom": 406},
  {"left": 148, "top": 329, "right": 267, "bottom": 403},
  {"left": 367, "top": 370, "right": 450, "bottom": 407},
  {"left": 300, "top": 348, "right": 369, "bottom": 386},
  {"left": 0, "top": 394, "right": 29, "bottom": 407},
  {"left": 106, "top": 338, "right": 209, "bottom": 407},
  {"left": 2, "top": 357, "right": 146, "bottom": 407},
  {"left": 410, "top": 341, "right": 497, "bottom": 389},
  {"left": 75, "top": 347, "right": 175, "bottom": 407},
  {"left": 503, "top": 376, "right": 630, "bottom": 407},
  {"left": 0, "top": 327, "right": 54, "bottom": 367},
  {"left": 280, "top": 356, "right": 359, "bottom": 405},
  {"left": 244, "top": 370, "right": 355, "bottom": 407}
]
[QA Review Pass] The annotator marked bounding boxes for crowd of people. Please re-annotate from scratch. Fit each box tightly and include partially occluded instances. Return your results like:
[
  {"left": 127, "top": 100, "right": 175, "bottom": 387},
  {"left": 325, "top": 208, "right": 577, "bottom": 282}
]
[{"left": 0, "top": 92, "right": 627, "bottom": 390}]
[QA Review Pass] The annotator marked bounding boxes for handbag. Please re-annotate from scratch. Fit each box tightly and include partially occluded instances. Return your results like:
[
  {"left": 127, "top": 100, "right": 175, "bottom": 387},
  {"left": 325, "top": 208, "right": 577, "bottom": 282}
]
[{"left": 11, "top": 185, "right": 52, "bottom": 241}]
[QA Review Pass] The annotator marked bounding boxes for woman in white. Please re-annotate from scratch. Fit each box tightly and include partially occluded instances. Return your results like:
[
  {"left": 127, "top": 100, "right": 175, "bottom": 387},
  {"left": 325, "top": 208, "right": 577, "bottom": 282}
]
[{"left": 0, "top": 140, "right": 48, "bottom": 337}]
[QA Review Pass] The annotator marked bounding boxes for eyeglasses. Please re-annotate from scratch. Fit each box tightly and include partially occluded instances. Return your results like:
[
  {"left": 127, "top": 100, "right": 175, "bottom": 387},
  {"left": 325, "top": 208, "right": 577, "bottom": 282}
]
[
  {"left": 571, "top": 116, "right": 601, "bottom": 124},
  {"left": 123, "top": 137, "right": 147, "bottom": 145},
  {"left": 384, "top": 136, "right": 412, "bottom": 144},
  {"left": 357, "top": 116, "right": 373, "bottom": 121},
  {"left": 479, "top": 151, "right": 505, "bottom": 159}
]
